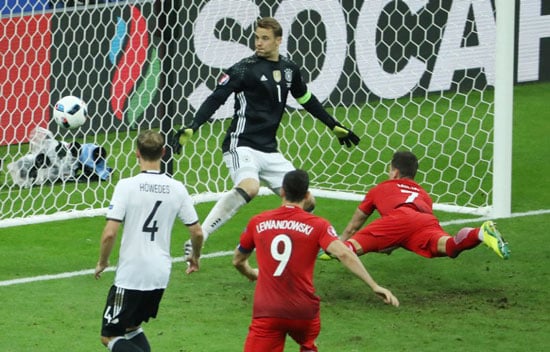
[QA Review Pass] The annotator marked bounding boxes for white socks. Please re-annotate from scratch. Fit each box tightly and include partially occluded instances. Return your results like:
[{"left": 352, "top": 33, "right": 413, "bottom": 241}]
[{"left": 201, "top": 188, "right": 249, "bottom": 242}]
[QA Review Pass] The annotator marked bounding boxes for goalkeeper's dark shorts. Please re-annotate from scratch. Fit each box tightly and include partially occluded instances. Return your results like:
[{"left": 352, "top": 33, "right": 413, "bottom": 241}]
[{"left": 100, "top": 285, "right": 164, "bottom": 337}]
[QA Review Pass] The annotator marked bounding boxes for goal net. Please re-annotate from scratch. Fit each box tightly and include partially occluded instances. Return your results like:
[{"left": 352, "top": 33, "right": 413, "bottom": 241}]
[{"left": 0, "top": 0, "right": 508, "bottom": 227}]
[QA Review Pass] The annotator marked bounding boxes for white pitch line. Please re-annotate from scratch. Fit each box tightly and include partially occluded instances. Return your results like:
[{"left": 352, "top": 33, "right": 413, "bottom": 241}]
[
  {"left": 2, "top": 208, "right": 550, "bottom": 288},
  {"left": 438, "top": 208, "right": 550, "bottom": 226},
  {"left": 0, "top": 250, "right": 233, "bottom": 287}
]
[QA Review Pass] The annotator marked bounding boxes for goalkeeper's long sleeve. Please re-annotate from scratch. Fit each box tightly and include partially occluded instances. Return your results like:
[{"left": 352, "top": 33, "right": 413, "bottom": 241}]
[
  {"left": 300, "top": 94, "right": 338, "bottom": 129},
  {"left": 300, "top": 93, "right": 360, "bottom": 147},
  {"left": 189, "top": 84, "right": 233, "bottom": 131}
]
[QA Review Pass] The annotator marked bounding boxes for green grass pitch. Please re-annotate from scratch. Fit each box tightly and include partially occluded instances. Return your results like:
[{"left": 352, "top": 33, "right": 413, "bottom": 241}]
[{"left": 0, "top": 82, "right": 549, "bottom": 351}]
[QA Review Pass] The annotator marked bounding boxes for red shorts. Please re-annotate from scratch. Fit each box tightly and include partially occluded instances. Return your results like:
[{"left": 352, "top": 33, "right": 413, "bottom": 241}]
[
  {"left": 351, "top": 207, "right": 448, "bottom": 258},
  {"left": 244, "top": 315, "right": 320, "bottom": 352}
]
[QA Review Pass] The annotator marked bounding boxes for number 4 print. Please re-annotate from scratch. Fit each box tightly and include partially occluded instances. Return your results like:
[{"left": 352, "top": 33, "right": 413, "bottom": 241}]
[{"left": 142, "top": 200, "right": 162, "bottom": 241}]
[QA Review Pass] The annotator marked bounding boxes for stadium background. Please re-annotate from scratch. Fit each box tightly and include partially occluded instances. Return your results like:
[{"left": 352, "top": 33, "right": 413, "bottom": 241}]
[
  {"left": 1, "top": 2, "right": 549, "bottom": 351},
  {"left": 1, "top": 0, "right": 548, "bottom": 146}
]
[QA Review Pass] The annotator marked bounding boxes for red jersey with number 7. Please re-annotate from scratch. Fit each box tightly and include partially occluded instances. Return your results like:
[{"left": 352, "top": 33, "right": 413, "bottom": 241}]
[
  {"left": 238, "top": 205, "right": 339, "bottom": 320},
  {"left": 359, "top": 178, "right": 433, "bottom": 216}
]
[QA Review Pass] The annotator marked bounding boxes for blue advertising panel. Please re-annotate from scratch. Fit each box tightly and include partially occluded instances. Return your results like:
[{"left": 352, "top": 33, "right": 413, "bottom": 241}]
[{"left": 1, "top": 0, "right": 53, "bottom": 15}]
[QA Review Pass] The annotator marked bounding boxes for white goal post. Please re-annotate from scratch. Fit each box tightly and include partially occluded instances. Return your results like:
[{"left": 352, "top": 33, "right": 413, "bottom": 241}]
[{"left": 0, "top": 0, "right": 515, "bottom": 228}]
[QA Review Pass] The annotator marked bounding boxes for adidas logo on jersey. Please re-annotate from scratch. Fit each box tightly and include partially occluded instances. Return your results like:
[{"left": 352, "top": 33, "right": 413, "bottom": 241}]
[{"left": 260, "top": 75, "right": 268, "bottom": 81}]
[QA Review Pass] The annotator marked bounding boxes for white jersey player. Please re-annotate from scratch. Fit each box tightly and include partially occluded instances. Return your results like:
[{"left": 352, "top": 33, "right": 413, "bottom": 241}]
[{"left": 94, "top": 130, "right": 203, "bottom": 352}]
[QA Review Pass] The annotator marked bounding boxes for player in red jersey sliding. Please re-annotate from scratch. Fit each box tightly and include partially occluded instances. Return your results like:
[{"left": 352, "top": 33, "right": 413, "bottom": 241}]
[
  {"left": 332, "top": 151, "right": 510, "bottom": 260},
  {"left": 233, "top": 169, "right": 399, "bottom": 352}
]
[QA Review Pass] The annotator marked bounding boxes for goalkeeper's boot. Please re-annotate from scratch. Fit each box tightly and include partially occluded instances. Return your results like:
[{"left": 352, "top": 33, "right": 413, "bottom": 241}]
[
  {"left": 480, "top": 221, "right": 510, "bottom": 259},
  {"left": 183, "top": 239, "right": 193, "bottom": 259}
]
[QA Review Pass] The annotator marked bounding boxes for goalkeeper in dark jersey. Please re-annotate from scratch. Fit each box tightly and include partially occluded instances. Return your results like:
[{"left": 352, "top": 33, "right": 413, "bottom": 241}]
[{"left": 172, "top": 17, "right": 360, "bottom": 258}]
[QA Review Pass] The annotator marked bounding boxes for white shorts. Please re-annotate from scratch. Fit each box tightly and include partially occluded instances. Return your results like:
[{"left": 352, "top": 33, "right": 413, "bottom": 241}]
[{"left": 222, "top": 147, "right": 295, "bottom": 189}]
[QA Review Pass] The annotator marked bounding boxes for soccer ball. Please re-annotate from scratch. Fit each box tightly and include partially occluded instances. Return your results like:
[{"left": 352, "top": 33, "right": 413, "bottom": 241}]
[{"left": 53, "top": 96, "right": 88, "bottom": 129}]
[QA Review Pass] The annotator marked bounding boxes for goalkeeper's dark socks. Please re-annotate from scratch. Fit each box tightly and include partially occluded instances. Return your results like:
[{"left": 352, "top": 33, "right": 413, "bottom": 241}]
[
  {"left": 108, "top": 337, "right": 144, "bottom": 352},
  {"left": 446, "top": 227, "right": 481, "bottom": 258},
  {"left": 126, "top": 328, "right": 150, "bottom": 352}
]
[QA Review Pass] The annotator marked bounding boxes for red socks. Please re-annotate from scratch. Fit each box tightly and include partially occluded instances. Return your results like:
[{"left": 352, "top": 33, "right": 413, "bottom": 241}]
[{"left": 445, "top": 227, "right": 481, "bottom": 258}]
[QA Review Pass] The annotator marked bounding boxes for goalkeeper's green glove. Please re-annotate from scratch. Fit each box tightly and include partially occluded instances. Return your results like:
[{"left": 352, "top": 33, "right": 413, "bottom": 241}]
[
  {"left": 332, "top": 123, "right": 360, "bottom": 147},
  {"left": 171, "top": 127, "right": 194, "bottom": 154}
]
